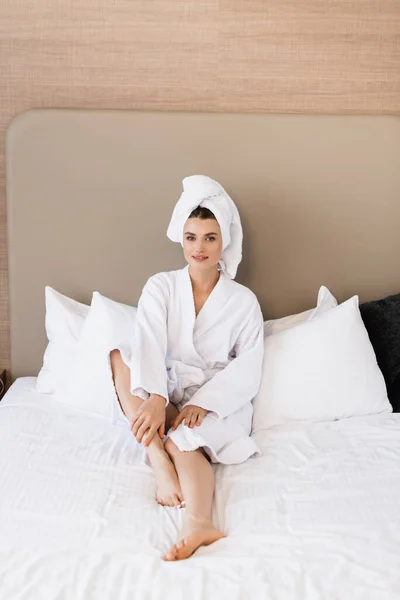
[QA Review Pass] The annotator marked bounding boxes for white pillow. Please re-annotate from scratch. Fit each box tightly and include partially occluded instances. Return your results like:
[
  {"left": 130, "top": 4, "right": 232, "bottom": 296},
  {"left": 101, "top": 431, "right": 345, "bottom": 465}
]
[
  {"left": 264, "top": 286, "right": 337, "bottom": 337},
  {"left": 60, "top": 292, "right": 137, "bottom": 418},
  {"left": 253, "top": 295, "right": 392, "bottom": 431},
  {"left": 36, "top": 287, "right": 89, "bottom": 393}
]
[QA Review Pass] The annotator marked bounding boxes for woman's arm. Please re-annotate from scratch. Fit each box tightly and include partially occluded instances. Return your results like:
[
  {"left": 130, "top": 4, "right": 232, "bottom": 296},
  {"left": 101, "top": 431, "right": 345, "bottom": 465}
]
[{"left": 184, "top": 300, "right": 264, "bottom": 419}]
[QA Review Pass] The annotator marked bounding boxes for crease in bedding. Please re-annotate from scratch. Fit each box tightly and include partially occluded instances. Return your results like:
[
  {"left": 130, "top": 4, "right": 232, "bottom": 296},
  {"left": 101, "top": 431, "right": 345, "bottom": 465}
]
[{"left": 1, "top": 378, "right": 400, "bottom": 600}]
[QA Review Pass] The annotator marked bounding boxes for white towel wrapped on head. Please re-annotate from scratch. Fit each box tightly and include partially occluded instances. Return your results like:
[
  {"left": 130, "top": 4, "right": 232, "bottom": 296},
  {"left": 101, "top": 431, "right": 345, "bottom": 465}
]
[{"left": 167, "top": 175, "right": 243, "bottom": 279}]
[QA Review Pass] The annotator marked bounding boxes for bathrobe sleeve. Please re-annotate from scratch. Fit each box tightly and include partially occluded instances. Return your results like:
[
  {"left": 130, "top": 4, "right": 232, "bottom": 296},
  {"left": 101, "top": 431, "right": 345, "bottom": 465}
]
[
  {"left": 185, "top": 299, "right": 264, "bottom": 419},
  {"left": 129, "top": 275, "right": 170, "bottom": 406}
]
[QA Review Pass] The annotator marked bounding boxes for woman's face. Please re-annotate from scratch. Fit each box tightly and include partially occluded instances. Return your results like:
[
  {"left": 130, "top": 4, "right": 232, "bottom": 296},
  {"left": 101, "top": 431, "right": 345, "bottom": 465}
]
[{"left": 183, "top": 217, "right": 223, "bottom": 272}]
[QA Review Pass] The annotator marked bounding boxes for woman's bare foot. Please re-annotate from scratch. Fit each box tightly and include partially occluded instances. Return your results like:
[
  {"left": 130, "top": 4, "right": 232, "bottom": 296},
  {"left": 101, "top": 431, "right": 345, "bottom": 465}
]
[
  {"left": 150, "top": 448, "right": 184, "bottom": 508},
  {"left": 163, "top": 527, "right": 225, "bottom": 561},
  {"left": 163, "top": 515, "right": 225, "bottom": 560}
]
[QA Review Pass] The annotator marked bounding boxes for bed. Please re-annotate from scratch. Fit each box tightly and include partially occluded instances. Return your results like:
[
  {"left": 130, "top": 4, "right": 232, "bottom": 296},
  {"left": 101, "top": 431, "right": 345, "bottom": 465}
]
[
  {"left": 2, "top": 378, "right": 400, "bottom": 599},
  {"left": 2, "top": 109, "right": 400, "bottom": 599}
]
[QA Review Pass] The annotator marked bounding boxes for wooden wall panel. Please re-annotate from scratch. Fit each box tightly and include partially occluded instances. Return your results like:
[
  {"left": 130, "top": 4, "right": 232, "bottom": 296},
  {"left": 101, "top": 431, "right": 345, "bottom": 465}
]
[
  {"left": 218, "top": 1, "right": 400, "bottom": 113},
  {"left": 1, "top": 0, "right": 399, "bottom": 370}
]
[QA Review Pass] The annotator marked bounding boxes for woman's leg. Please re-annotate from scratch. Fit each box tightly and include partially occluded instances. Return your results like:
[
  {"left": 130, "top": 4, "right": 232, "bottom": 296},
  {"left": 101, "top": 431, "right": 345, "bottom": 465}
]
[
  {"left": 163, "top": 438, "right": 225, "bottom": 560},
  {"left": 110, "top": 349, "right": 183, "bottom": 507}
]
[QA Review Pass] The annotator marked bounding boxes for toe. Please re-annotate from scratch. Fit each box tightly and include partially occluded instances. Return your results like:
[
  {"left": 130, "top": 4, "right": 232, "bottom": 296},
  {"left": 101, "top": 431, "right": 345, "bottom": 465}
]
[{"left": 163, "top": 545, "right": 178, "bottom": 561}]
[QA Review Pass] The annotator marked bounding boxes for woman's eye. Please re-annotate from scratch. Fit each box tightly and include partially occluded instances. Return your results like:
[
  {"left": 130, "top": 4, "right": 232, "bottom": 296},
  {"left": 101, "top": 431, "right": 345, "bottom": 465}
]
[
  {"left": 186, "top": 236, "right": 195, "bottom": 241},
  {"left": 206, "top": 237, "right": 216, "bottom": 242}
]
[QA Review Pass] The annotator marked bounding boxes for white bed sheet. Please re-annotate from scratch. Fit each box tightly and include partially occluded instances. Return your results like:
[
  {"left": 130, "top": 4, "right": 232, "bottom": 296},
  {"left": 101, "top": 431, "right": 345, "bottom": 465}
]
[{"left": 1, "top": 377, "right": 400, "bottom": 600}]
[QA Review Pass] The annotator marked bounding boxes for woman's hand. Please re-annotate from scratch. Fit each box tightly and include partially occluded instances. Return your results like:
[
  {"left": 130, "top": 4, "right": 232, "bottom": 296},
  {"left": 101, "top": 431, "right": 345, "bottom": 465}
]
[
  {"left": 131, "top": 394, "right": 166, "bottom": 446},
  {"left": 171, "top": 405, "right": 208, "bottom": 430}
]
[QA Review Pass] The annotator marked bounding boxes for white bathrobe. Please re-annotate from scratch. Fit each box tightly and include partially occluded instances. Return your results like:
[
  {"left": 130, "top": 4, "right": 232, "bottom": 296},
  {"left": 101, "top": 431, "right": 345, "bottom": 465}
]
[{"left": 121, "top": 265, "right": 264, "bottom": 465}]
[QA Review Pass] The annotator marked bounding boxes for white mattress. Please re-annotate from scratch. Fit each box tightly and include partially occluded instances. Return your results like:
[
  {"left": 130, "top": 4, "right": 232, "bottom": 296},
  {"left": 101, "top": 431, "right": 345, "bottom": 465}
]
[{"left": 1, "top": 378, "right": 400, "bottom": 600}]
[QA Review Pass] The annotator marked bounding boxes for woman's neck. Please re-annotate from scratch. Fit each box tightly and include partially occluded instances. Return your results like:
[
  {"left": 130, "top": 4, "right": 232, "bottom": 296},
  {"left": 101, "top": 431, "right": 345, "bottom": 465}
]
[{"left": 188, "top": 265, "right": 220, "bottom": 294}]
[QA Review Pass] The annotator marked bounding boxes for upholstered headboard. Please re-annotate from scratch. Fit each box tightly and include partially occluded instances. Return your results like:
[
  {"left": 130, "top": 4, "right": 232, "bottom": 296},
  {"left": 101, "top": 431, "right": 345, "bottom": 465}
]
[{"left": 5, "top": 109, "right": 400, "bottom": 378}]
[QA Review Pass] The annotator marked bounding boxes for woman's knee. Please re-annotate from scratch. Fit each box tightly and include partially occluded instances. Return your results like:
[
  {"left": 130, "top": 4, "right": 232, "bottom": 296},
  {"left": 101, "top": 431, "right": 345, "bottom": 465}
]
[
  {"left": 110, "top": 349, "right": 128, "bottom": 390},
  {"left": 110, "top": 349, "right": 127, "bottom": 380},
  {"left": 110, "top": 348, "right": 122, "bottom": 369}
]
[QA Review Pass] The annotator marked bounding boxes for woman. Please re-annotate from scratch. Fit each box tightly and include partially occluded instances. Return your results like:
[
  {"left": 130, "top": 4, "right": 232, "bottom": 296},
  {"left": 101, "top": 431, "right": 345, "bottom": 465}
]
[{"left": 110, "top": 175, "right": 264, "bottom": 561}]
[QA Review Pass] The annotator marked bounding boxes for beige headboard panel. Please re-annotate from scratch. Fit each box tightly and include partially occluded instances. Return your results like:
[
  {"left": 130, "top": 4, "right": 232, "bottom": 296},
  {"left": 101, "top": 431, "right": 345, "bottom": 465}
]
[{"left": 6, "top": 109, "right": 400, "bottom": 379}]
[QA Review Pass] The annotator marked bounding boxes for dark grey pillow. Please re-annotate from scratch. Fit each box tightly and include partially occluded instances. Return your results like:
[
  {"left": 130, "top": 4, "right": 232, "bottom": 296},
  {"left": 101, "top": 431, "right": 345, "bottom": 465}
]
[{"left": 359, "top": 293, "right": 400, "bottom": 413}]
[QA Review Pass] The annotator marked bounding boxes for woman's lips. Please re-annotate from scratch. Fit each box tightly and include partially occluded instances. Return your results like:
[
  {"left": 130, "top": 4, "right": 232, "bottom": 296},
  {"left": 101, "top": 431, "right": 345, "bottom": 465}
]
[{"left": 192, "top": 256, "right": 208, "bottom": 262}]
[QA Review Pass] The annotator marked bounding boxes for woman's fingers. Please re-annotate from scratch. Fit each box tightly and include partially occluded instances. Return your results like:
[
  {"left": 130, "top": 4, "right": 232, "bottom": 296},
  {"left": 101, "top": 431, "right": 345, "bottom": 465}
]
[
  {"left": 186, "top": 410, "right": 197, "bottom": 427},
  {"left": 171, "top": 407, "right": 206, "bottom": 430},
  {"left": 130, "top": 412, "right": 139, "bottom": 430},
  {"left": 136, "top": 421, "right": 150, "bottom": 443},
  {"left": 143, "top": 424, "right": 157, "bottom": 447},
  {"left": 131, "top": 413, "right": 145, "bottom": 437},
  {"left": 189, "top": 412, "right": 198, "bottom": 428},
  {"left": 184, "top": 411, "right": 192, "bottom": 427}
]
